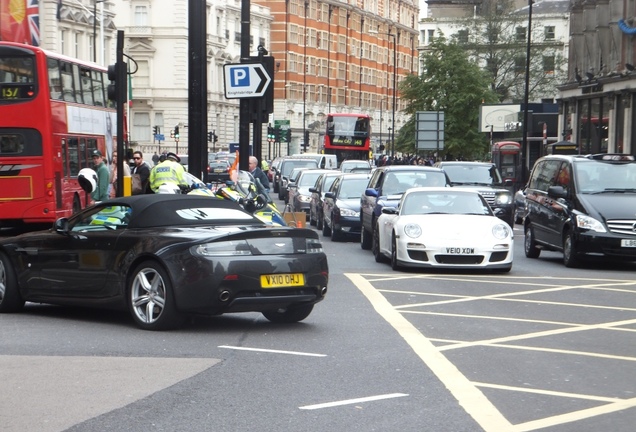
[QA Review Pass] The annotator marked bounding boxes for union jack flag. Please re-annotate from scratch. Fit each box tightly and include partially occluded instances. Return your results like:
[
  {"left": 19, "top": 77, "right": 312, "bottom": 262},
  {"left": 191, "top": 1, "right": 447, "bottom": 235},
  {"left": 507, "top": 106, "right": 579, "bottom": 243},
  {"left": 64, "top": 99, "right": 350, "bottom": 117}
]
[{"left": 27, "top": 0, "right": 39, "bottom": 46}]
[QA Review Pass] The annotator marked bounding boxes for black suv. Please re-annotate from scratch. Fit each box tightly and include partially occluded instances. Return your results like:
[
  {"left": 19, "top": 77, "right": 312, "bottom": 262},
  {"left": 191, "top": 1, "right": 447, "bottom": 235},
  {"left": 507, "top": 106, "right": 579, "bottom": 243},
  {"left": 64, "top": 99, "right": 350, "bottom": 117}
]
[
  {"left": 435, "top": 161, "right": 515, "bottom": 227},
  {"left": 524, "top": 153, "right": 636, "bottom": 267},
  {"left": 359, "top": 165, "right": 450, "bottom": 250}
]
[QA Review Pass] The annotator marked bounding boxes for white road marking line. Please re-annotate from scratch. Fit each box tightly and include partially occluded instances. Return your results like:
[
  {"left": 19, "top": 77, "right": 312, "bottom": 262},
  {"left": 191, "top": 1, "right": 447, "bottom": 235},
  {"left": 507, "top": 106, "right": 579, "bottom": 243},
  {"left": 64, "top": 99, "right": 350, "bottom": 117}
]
[
  {"left": 218, "top": 345, "right": 327, "bottom": 357},
  {"left": 513, "top": 396, "right": 636, "bottom": 432},
  {"left": 439, "top": 317, "right": 636, "bottom": 352},
  {"left": 346, "top": 273, "right": 513, "bottom": 431},
  {"left": 299, "top": 393, "right": 408, "bottom": 410},
  {"left": 473, "top": 381, "right": 621, "bottom": 403}
]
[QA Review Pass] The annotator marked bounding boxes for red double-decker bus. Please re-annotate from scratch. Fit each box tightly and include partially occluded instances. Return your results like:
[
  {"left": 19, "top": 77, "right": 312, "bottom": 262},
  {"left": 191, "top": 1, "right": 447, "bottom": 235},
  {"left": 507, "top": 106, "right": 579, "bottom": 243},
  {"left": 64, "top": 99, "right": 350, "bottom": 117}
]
[
  {"left": 323, "top": 113, "right": 372, "bottom": 165},
  {"left": 0, "top": 42, "right": 120, "bottom": 229}
]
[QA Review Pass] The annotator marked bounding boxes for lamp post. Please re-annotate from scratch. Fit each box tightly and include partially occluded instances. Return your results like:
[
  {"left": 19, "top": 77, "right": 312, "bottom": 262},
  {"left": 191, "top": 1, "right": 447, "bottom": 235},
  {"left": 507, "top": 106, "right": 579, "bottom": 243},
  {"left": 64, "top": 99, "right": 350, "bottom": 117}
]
[
  {"left": 389, "top": 33, "right": 397, "bottom": 158},
  {"left": 521, "top": 0, "right": 534, "bottom": 185},
  {"left": 93, "top": 0, "right": 106, "bottom": 64}
]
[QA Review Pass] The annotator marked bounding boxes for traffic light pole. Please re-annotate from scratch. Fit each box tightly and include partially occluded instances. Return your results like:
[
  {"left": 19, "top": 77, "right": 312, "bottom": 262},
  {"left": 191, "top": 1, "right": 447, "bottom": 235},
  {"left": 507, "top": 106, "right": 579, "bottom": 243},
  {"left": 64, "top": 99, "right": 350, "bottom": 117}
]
[{"left": 114, "top": 30, "right": 126, "bottom": 198}]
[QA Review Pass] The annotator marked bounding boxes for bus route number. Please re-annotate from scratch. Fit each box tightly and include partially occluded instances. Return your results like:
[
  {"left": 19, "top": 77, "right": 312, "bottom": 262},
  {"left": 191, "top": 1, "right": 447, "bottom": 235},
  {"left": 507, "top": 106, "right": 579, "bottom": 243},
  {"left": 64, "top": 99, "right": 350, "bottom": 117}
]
[{"left": 1, "top": 87, "right": 19, "bottom": 99}]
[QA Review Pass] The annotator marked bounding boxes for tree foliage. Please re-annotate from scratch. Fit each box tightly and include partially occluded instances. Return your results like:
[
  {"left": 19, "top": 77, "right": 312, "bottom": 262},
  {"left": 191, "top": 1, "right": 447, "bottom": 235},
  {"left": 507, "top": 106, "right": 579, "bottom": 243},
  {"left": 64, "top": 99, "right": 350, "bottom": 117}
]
[{"left": 397, "top": 36, "right": 498, "bottom": 159}]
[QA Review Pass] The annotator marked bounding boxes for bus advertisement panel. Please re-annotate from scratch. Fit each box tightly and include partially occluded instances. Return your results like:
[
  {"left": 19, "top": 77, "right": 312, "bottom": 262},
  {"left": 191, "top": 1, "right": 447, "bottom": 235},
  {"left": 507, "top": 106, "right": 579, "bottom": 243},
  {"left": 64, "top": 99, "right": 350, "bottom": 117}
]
[
  {"left": 0, "top": 42, "right": 119, "bottom": 228},
  {"left": 323, "top": 113, "right": 371, "bottom": 165}
]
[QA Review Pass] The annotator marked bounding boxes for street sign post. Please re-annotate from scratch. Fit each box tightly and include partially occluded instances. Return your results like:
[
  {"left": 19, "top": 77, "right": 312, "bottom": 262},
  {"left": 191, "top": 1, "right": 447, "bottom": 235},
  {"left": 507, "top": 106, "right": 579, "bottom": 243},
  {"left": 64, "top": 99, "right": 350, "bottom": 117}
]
[{"left": 223, "top": 63, "right": 272, "bottom": 98}]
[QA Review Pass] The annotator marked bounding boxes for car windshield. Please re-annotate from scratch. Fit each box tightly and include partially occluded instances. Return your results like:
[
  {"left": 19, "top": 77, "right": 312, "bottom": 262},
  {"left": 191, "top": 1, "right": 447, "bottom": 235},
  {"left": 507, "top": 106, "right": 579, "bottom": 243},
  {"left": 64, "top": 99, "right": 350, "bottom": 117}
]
[
  {"left": 297, "top": 171, "right": 322, "bottom": 187},
  {"left": 443, "top": 165, "right": 503, "bottom": 185},
  {"left": 400, "top": 192, "right": 491, "bottom": 216},
  {"left": 575, "top": 162, "right": 636, "bottom": 193},
  {"left": 338, "top": 177, "right": 369, "bottom": 199},
  {"left": 282, "top": 160, "right": 318, "bottom": 175},
  {"left": 383, "top": 171, "right": 446, "bottom": 195}
]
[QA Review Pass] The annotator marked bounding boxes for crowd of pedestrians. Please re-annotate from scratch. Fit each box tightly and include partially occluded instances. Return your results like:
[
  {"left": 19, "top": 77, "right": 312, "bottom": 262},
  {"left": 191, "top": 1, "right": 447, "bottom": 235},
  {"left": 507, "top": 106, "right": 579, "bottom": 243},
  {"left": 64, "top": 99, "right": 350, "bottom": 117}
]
[{"left": 375, "top": 154, "right": 437, "bottom": 167}]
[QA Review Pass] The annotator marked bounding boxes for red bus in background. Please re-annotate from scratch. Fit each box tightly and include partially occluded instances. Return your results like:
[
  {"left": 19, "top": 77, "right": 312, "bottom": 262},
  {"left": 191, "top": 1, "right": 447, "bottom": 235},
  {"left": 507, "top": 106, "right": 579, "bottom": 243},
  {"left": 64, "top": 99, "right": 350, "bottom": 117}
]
[
  {"left": 323, "top": 113, "right": 372, "bottom": 165},
  {"left": 0, "top": 42, "right": 120, "bottom": 228}
]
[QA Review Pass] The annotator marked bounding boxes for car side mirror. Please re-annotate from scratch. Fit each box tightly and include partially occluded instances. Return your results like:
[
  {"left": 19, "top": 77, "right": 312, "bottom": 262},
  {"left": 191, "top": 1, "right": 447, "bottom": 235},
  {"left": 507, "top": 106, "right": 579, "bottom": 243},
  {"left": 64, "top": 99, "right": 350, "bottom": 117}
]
[
  {"left": 54, "top": 218, "right": 70, "bottom": 235},
  {"left": 324, "top": 192, "right": 335, "bottom": 199},
  {"left": 382, "top": 207, "right": 398, "bottom": 215},
  {"left": 547, "top": 185, "right": 567, "bottom": 199}
]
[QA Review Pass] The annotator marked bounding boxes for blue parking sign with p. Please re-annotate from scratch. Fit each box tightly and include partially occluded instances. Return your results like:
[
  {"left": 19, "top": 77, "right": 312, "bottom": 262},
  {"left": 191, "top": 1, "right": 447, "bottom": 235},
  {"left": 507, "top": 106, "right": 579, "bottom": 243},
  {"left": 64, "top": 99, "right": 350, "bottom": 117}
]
[{"left": 231, "top": 67, "right": 250, "bottom": 87}]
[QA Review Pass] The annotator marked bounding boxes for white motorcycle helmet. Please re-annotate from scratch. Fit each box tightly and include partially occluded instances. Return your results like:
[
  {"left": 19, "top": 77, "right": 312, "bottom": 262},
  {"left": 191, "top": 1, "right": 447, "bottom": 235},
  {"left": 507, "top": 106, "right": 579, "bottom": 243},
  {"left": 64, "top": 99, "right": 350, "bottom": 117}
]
[
  {"left": 157, "top": 183, "right": 181, "bottom": 194},
  {"left": 78, "top": 168, "right": 98, "bottom": 193}
]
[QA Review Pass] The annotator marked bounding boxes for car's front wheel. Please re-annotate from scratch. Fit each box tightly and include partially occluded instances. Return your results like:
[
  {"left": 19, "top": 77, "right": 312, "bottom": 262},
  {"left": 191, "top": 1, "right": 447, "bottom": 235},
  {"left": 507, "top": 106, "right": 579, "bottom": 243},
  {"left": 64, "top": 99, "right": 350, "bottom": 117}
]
[
  {"left": 391, "top": 234, "right": 401, "bottom": 271},
  {"left": 524, "top": 224, "right": 541, "bottom": 258},
  {"left": 373, "top": 222, "right": 388, "bottom": 263},
  {"left": 563, "top": 229, "right": 581, "bottom": 268},
  {"left": 0, "top": 252, "right": 25, "bottom": 313},
  {"left": 128, "top": 261, "right": 185, "bottom": 331},
  {"left": 262, "top": 304, "right": 314, "bottom": 323},
  {"left": 360, "top": 218, "right": 372, "bottom": 250},
  {"left": 322, "top": 215, "right": 332, "bottom": 237}
]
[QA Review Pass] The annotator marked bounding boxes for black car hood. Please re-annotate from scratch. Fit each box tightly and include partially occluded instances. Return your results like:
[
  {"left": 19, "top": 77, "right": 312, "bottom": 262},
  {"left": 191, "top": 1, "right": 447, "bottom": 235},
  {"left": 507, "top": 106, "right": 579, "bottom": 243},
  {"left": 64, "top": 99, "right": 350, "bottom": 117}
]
[{"left": 578, "top": 193, "right": 636, "bottom": 220}]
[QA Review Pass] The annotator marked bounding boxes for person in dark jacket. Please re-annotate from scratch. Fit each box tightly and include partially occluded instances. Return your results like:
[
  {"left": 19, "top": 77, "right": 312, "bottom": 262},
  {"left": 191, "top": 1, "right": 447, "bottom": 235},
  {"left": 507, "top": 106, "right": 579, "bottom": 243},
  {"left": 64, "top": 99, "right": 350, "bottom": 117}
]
[
  {"left": 131, "top": 150, "right": 151, "bottom": 194},
  {"left": 249, "top": 156, "right": 270, "bottom": 192}
]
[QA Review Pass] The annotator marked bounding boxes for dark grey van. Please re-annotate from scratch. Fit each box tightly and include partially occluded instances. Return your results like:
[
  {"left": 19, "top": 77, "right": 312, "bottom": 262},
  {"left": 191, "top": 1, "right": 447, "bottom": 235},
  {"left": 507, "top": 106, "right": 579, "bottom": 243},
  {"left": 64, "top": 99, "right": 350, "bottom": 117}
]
[{"left": 524, "top": 153, "right": 636, "bottom": 267}]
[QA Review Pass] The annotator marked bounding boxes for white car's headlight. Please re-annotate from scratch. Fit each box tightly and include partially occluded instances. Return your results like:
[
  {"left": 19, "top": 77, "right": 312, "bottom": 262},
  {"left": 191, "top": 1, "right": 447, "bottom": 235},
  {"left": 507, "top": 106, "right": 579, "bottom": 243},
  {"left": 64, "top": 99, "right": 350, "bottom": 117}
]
[
  {"left": 575, "top": 214, "right": 606, "bottom": 232},
  {"left": 339, "top": 208, "right": 359, "bottom": 217},
  {"left": 495, "top": 193, "right": 512, "bottom": 205},
  {"left": 404, "top": 223, "right": 422, "bottom": 238},
  {"left": 492, "top": 224, "right": 511, "bottom": 239}
]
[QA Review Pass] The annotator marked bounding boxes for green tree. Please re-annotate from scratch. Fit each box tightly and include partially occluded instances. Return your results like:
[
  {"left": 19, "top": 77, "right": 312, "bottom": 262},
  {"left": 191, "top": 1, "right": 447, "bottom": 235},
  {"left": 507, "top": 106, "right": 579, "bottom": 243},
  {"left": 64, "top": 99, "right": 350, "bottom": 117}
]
[{"left": 397, "top": 36, "right": 498, "bottom": 159}]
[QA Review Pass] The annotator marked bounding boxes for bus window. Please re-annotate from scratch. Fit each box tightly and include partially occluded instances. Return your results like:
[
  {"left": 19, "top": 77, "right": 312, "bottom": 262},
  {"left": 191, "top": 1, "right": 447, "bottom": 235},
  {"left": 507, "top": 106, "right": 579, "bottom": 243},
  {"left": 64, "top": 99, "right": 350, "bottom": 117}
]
[
  {"left": 91, "top": 69, "right": 105, "bottom": 106},
  {"left": 72, "top": 64, "right": 83, "bottom": 104},
  {"left": 87, "top": 138, "right": 98, "bottom": 159},
  {"left": 0, "top": 56, "right": 34, "bottom": 83},
  {"left": 0, "top": 134, "right": 24, "bottom": 154},
  {"left": 66, "top": 137, "right": 79, "bottom": 177},
  {"left": 80, "top": 67, "right": 93, "bottom": 105},
  {"left": 102, "top": 71, "right": 114, "bottom": 108},
  {"left": 79, "top": 137, "right": 90, "bottom": 169},
  {"left": 60, "top": 61, "right": 75, "bottom": 102},
  {"left": 47, "top": 58, "right": 63, "bottom": 100}
]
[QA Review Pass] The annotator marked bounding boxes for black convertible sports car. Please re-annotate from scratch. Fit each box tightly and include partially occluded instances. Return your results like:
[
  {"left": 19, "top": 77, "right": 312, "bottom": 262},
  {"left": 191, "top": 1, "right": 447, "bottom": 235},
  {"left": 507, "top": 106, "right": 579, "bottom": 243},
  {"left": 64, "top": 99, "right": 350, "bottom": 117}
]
[{"left": 0, "top": 195, "right": 329, "bottom": 330}]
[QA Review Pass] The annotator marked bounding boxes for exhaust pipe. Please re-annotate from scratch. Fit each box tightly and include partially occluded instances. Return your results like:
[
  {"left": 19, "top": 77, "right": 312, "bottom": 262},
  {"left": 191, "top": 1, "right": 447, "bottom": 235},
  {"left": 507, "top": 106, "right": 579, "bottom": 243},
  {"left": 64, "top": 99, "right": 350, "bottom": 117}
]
[
  {"left": 219, "top": 290, "right": 231, "bottom": 302},
  {"left": 320, "top": 286, "right": 328, "bottom": 296}
]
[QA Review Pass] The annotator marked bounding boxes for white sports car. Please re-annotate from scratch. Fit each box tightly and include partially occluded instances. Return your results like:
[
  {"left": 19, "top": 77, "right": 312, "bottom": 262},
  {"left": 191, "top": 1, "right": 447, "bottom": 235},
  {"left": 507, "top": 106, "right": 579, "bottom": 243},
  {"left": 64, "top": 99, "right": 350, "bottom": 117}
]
[{"left": 373, "top": 187, "right": 513, "bottom": 272}]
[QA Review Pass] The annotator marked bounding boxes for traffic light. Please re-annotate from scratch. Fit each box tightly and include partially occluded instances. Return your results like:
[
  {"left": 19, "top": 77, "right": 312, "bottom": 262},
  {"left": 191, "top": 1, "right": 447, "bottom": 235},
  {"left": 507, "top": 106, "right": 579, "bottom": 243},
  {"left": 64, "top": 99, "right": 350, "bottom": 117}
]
[
  {"left": 107, "top": 64, "right": 119, "bottom": 102},
  {"left": 213, "top": 132, "right": 218, "bottom": 143},
  {"left": 267, "top": 126, "right": 274, "bottom": 143},
  {"left": 274, "top": 126, "right": 281, "bottom": 142},
  {"left": 153, "top": 126, "right": 159, "bottom": 135},
  {"left": 303, "top": 130, "right": 309, "bottom": 151},
  {"left": 174, "top": 126, "right": 179, "bottom": 139},
  {"left": 207, "top": 132, "right": 213, "bottom": 142},
  {"left": 170, "top": 129, "right": 174, "bottom": 139},
  {"left": 286, "top": 129, "right": 291, "bottom": 143}
]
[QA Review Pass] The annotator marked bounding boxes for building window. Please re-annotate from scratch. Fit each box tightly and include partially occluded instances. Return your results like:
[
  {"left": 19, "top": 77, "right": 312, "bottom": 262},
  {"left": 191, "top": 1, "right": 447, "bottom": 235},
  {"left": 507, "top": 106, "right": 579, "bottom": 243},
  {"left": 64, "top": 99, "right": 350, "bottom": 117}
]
[
  {"left": 133, "top": 112, "right": 151, "bottom": 142},
  {"left": 456, "top": 29, "right": 469, "bottom": 44},
  {"left": 427, "top": 29, "right": 434, "bottom": 44},
  {"left": 544, "top": 26, "right": 555, "bottom": 41},
  {"left": 134, "top": 6, "right": 148, "bottom": 26},
  {"left": 516, "top": 26, "right": 526, "bottom": 42},
  {"left": 543, "top": 56, "right": 555, "bottom": 74}
]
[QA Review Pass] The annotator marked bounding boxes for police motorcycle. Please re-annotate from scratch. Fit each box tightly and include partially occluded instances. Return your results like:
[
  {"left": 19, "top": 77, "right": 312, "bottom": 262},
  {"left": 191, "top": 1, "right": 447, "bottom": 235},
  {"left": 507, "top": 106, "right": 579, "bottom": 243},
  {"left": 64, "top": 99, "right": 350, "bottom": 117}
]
[
  {"left": 213, "top": 170, "right": 286, "bottom": 226},
  {"left": 155, "top": 170, "right": 286, "bottom": 226}
]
